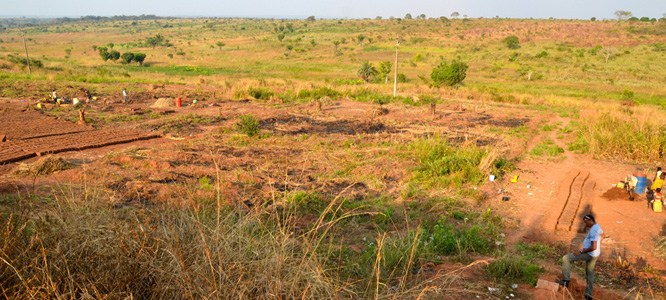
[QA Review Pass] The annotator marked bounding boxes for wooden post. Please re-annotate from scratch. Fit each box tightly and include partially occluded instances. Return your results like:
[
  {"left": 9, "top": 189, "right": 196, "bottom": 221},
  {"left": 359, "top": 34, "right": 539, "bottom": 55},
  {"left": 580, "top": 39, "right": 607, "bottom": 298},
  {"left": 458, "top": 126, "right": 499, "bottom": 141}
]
[
  {"left": 22, "top": 32, "right": 31, "bottom": 75},
  {"left": 393, "top": 38, "right": 400, "bottom": 97}
]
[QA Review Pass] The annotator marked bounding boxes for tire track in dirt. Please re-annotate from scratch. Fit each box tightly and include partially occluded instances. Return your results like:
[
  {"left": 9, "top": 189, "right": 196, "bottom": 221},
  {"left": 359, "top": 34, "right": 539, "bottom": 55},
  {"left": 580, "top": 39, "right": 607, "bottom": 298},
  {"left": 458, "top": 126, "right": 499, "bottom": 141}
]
[{"left": 555, "top": 170, "right": 595, "bottom": 232}]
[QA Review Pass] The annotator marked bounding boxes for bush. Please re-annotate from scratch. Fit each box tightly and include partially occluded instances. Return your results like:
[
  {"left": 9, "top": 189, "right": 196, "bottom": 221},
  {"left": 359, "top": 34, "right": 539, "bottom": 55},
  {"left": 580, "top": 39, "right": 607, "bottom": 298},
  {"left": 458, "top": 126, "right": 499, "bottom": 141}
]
[
  {"left": 411, "top": 137, "right": 487, "bottom": 188},
  {"left": 247, "top": 87, "right": 273, "bottom": 100},
  {"left": 120, "top": 52, "right": 134, "bottom": 64},
  {"left": 235, "top": 114, "right": 260, "bottom": 137},
  {"left": 535, "top": 51, "right": 548, "bottom": 58},
  {"left": 133, "top": 53, "right": 146, "bottom": 66},
  {"left": 428, "top": 216, "right": 496, "bottom": 255},
  {"left": 430, "top": 59, "right": 468, "bottom": 88},
  {"left": 621, "top": 88, "right": 635, "bottom": 101},
  {"left": 7, "top": 55, "right": 43, "bottom": 68},
  {"left": 297, "top": 86, "right": 340, "bottom": 100},
  {"left": 503, "top": 35, "right": 520, "bottom": 49}
]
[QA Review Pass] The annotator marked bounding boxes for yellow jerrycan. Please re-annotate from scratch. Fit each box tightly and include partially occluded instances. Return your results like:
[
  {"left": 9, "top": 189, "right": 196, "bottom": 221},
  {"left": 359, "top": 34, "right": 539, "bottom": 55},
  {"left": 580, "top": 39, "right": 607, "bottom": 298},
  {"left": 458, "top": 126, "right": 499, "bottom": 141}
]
[{"left": 654, "top": 200, "right": 663, "bottom": 213}]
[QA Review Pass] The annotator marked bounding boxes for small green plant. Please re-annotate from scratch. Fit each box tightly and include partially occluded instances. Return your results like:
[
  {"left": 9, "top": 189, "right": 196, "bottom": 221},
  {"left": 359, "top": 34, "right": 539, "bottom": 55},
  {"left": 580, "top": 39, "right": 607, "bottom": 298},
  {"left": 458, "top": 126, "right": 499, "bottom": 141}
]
[
  {"left": 515, "top": 242, "right": 556, "bottom": 262},
  {"left": 487, "top": 256, "right": 543, "bottom": 285},
  {"left": 198, "top": 176, "right": 214, "bottom": 190},
  {"left": 235, "top": 114, "right": 260, "bottom": 137},
  {"left": 621, "top": 88, "right": 635, "bottom": 101},
  {"left": 530, "top": 139, "right": 564, "bottom": 157}
]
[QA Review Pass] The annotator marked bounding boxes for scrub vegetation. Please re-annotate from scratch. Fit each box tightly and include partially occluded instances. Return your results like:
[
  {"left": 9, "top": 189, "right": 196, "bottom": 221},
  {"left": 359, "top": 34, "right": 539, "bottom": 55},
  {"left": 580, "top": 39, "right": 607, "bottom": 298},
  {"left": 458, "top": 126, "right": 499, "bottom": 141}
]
[{"left": 0, "top": 15, "right": 665, "bottom": 299}]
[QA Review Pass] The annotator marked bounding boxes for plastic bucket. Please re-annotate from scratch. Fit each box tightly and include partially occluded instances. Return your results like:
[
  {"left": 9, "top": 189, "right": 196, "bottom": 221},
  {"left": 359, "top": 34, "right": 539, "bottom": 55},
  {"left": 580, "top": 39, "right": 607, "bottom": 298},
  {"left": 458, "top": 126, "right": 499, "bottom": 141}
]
[
  {"left": 175, "top": 97, "right": 182, "bottom": 107},
  {"left": 634, "top": 173, "right": 647, "bottom": 194}
]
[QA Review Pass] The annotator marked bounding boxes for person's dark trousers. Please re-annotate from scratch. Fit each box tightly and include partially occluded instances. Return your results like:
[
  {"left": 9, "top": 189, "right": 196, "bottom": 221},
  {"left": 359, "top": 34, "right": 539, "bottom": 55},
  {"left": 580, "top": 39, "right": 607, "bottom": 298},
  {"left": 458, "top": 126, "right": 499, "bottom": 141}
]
[{"left": 562, "top": 253, "right": 598, "bottom": 298}]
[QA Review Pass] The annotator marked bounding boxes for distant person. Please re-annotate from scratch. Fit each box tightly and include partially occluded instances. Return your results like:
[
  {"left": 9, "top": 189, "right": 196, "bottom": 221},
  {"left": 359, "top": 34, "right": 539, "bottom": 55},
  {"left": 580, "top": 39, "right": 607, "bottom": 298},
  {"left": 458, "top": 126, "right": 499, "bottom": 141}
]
[
  {"left": 654, "top": 167, "right": 662, "bottom": 182},
  {"left": 51, "top": 89, "right": 57, "bottom": 102},
  {"left": 85, "top": 90, "right": 92, "bottom": 103},
  {"left": 122, "top": 88, "right": 129, "bottom": 103},
  {"left": 556, "top": 214, "right": 604, "bottom": 300}
]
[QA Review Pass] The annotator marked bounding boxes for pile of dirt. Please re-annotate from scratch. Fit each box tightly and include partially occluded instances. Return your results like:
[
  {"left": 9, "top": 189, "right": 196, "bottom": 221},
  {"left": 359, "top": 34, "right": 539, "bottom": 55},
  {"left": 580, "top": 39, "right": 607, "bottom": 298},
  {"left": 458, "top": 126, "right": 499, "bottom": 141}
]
[
  {"left": 9, "top": 156, "right": 72, "bottom": 177},
  {"left": 601, "top": 187, "right": 632, "bottom": 201},
  {"left": 151, "top": 98, "right": 175, "bottom": 108}
]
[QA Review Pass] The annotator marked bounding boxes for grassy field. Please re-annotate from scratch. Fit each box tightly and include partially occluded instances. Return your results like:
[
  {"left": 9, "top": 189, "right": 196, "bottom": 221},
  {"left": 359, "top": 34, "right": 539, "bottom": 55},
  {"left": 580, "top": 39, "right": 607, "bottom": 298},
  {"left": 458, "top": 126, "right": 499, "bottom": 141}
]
[{"left": 2, "top": 16, "right": 666, "bottom": 299}]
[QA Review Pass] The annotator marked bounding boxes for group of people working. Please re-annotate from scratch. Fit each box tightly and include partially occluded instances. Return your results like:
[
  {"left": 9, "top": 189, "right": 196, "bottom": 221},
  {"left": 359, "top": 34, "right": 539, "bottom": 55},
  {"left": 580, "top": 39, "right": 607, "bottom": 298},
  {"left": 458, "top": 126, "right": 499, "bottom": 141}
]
[{"left": 49, "top": 88, "right": 130, "bottom": 104}]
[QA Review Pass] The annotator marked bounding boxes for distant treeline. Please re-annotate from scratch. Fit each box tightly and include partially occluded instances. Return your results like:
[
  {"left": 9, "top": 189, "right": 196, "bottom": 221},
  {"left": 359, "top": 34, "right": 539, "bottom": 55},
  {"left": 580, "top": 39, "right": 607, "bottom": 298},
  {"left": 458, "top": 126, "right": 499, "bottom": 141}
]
[{"left": 0, "top": 15, "right": 166, "bottom": 28}]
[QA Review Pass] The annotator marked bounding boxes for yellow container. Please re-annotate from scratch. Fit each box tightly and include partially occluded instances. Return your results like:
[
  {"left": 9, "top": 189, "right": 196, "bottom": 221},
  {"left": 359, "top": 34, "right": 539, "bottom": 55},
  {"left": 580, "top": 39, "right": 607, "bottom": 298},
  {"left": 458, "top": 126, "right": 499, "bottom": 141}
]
[
  {"left": 655, "top": 200, "right": 663, "bottom": 213},
  {"left": 617, "top": 182, "right": 625, "bottom": 189}
]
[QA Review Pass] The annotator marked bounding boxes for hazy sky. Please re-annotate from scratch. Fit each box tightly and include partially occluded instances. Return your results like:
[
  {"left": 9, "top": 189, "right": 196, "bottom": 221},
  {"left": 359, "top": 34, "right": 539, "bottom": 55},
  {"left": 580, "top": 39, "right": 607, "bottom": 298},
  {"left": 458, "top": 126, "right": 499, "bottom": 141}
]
[{"left": 3, "top": 0, "right": 665, "bottom": 20}]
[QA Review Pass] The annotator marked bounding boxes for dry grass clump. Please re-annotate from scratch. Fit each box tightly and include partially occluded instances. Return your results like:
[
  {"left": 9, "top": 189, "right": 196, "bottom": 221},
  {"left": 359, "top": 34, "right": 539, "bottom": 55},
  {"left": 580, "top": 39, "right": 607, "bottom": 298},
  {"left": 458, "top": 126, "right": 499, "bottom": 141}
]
[
  {"left": 0, "top": 192, "right": 339, "bottom": 299},
  {"left": 8, "top": 156, "right": 72, "bottom": 177}
]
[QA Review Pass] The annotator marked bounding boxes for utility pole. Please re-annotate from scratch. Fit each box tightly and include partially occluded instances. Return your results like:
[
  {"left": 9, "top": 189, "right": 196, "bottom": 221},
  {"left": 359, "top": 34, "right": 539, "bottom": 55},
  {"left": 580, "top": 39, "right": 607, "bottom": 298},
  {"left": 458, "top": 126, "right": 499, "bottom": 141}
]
[
  {"left": 393, "top": 38, "right": 400, "bottom": 97},
  {"left": 22, "top": 32, "right": 31, "bottom": 75}
]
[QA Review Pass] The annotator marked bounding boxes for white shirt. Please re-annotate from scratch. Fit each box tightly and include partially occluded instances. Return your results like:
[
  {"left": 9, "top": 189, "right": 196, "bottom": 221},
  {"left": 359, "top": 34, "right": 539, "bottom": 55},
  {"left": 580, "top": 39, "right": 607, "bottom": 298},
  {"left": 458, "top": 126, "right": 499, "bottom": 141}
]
[{"left": 583, "top": 223, "right": 603, "bottom": 257}]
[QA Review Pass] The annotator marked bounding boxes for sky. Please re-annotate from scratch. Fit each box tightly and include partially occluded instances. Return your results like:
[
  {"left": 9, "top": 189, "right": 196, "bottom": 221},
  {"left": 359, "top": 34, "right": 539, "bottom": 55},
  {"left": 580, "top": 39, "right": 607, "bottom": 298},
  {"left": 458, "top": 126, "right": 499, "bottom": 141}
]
[{"left": 2, "top": 0, "right": 666, "bottom": 20}]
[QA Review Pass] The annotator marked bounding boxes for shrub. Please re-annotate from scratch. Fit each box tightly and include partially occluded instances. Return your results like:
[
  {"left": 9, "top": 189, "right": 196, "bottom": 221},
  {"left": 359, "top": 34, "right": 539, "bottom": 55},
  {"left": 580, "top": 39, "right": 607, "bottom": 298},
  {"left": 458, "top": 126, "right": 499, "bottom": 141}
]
[
  {"left": 7, "top": 55, "right": 43, "bottom": 68},
  {"left": 535, "top": 51, "right": 548, "bottom": 58},
  {"left": 411, "top": 137, "right": 487, "bottom": 188},
  {"left": 235, "top": 114, "right": 260, "bottom": 137},
  {"left": 430, "top": 59, "right": 468, "bottom": 88},
  {"left": 428, "top": 216, "right": 496, "bottom": 255},
  {"left": 503, "top": 35, "right": 520, "bottom": 49},
  {"left": 297, "top": 86, "right": 340, "bottom": 100},
  {"left": 120, "top": 52, "right": 134, "bottom": 64},
  {"left": 133, "top": 53, "right": 146, "bottom": 66},
  {"left": 621, "top": 88, "right": 635, "bottom": 101},
  {"left": 247, "top": 87, "right": 273, "bottom": 100}
]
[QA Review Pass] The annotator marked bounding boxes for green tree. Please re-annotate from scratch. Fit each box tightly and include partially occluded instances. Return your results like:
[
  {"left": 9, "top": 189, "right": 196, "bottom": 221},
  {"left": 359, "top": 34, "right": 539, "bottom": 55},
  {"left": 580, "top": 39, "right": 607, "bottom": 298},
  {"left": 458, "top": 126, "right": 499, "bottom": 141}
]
[
  {"left": 306, "top": 16, "right": 316, "bottom": 21},
  {"left": 109, "top": 50, "right": 120, "bottom": 61},
  {"left": 430, "top": 59, "right": 468, "bottom": 88},
  {"left": 97, "top": 46, "right": 110, "bottom": 61},
  {"left": 614, "top": 10, "right": 633, "bottom": 21},
  {"left": 451, "top": 11, "right": 460, "bottom": 18},
  {"left": 357, "top": 61, "right": 378, "bottom": 86},
  {"left": 133, "top": 53, "right": 146, "bottom": 66},
  {"left": 286, "top": 44, "right": 293, "bottom": 56},
  {"left": 379, "top": 61, "right": 392, "bottom": 83},
  {"left": 120, "top": 52, "right": 134, "bottom": 64},
  {"left": 332, "top": 40, "right": 340, "bottom": 52},
  {"left": 357, "top": 34, "right": 366, "bottom": 48},
  {"left": 277, "top": 33, "right": 285, "bottom": 42},
  {"left": 405, "top": 13, "right": 413, "bottom": 19},
  {"left": 145, "top": 34, "right": 165, "bottom": 49},
  {"left": 503, "top": 35, "right": 520, "bottom": 49},
  {"left": 216, "top": 41, "right": 225, "bottom": 51}
]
